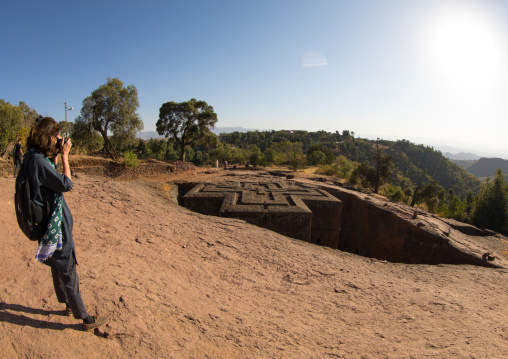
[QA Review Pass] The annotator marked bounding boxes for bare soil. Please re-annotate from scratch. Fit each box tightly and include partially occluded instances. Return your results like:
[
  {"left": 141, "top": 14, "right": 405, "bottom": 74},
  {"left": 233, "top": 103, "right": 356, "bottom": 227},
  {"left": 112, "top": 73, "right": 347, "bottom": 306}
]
[{"left": 1, "top": 157, "right": 508, "bottom": 358}]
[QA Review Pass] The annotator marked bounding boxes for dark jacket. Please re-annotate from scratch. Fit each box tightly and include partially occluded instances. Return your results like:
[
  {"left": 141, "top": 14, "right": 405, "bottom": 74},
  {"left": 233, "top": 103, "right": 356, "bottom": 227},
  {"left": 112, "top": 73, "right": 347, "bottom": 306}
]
[{"left": 24, "top": 150, "right": 75, "bottom": 272}]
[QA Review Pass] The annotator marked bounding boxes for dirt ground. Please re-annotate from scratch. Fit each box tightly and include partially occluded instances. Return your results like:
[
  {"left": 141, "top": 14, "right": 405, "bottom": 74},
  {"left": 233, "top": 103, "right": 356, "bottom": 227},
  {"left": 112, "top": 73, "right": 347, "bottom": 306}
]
[{"left": 1, "top": 162, "right": 508, "bottom": 358}]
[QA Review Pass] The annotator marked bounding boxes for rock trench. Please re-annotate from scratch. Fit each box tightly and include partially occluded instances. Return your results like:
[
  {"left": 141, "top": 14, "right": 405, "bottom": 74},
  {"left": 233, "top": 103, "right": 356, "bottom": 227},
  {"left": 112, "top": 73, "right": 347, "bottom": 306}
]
[{"left": 174, "top": 178, "right": 506, "bottom": 268}]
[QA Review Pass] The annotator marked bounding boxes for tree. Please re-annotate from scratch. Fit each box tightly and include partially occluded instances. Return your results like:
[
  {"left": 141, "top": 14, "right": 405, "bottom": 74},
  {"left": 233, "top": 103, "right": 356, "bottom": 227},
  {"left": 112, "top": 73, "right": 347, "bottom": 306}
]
[
  {"left": 352, "top": 162, "right": 376, "bottom": 189},
  {"left": 249, "top": 145, "right": 262, "bottom": 167},
  {"left": 472, "top": 168, "right": 508, "bottom": 235},
  {"left": 270, "top": 141, "right": 306, "bottom": 171},
  {"left": 308, "top": 150, "right": 326, "bottom": 165},
  {"left": 18, "top": 101, "right": 39, "bottom": 128},
  {"left": 209, "top": 142, "right": 232, "bottom": 164},
  {"left": 0, "top": 100, "right": 23, "bottom": 152},
  {"left": 78, "top": 78, "right": 143, "bottom": 158},
  {"left": 147, "top": 139, "right": 166, "bottom": 159},
  {"left": 71, "top": 116, "right": 104, "bottom": 153},
  {"left": 336, "top": 155, "right": 353, "bottom": 178},
  {"left": 371, "top": 143, "right": 393, "bottom": 193},
  {"left": 58, "top": 121, "right": 74, "bottom": 139},
  {"left": 307, "top": 143, "right": 334, "bottom": 165},
  {"left": 156, "top": 99, "right": 218, "bottom": 161}
]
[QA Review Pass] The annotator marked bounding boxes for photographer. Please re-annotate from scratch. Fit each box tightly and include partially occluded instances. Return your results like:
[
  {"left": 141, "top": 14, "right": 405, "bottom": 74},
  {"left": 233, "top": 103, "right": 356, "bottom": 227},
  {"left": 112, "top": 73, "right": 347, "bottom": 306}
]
[{"left": 23, "top": 116, "right": 108, "bottom": 331}]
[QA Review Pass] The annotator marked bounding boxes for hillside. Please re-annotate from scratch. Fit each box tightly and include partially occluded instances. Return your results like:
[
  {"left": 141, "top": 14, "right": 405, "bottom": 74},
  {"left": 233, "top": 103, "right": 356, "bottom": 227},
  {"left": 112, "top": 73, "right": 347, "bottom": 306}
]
[
  {"left": 215, "top": 131, "right": 483, "bottom": 198},
  {"left": 462, "top": 157, "right": 508, "bottom": 178},
  {"left": 450, "top": 159, "right": 477, "bottom": 170},
  {"left": 391, "top": 142, "right": 482, "bottom": 197},
  {"left": 1, "top": 165, "right": 508, "bottom": 358},
  {"left": 341, "top": 139, "right": 482, "bottom": 198}
]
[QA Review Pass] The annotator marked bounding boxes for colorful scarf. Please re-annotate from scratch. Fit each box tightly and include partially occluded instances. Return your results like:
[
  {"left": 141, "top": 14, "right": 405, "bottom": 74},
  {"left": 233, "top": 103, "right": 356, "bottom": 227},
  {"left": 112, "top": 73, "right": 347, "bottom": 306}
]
[{"left": 34, "top": 151, "right": 64, "bottom": 262}]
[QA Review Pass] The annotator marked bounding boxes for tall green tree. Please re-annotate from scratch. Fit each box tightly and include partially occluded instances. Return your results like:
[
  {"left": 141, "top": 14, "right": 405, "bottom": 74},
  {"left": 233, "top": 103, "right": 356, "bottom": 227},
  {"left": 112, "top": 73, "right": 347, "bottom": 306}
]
[
  {"left": 18, "top": 101, "right": 39, "bottom": 128},
  {"left": 371, "top": 144, "right": 393, "bottom": 193},
  {"left": 0, "top": 100, "right": 23, "bottom": 152},
  {"left": 78, "top": 78, "right": 143, "bottom": 158},
  {"left": 71, "top": 116, "right": 104, "bottom": 153},
  {"left": 472, "top": 169, "right": 508, "bottom": 235},
  {"left": 271, "top": 141, "right": 306, "bottom": 171},
  {"left": 156, "top": 99, "right": 218, "bottom": 161},
  {"left": 307, "top": 143, "right": 334, "bottom": 165}
]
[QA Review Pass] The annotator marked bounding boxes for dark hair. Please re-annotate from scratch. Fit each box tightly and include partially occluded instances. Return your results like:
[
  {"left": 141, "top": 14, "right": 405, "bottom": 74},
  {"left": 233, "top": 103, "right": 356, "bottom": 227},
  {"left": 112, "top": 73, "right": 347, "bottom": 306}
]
[{"left": 27, "top": 117, "right": 60, "bottom": 157}]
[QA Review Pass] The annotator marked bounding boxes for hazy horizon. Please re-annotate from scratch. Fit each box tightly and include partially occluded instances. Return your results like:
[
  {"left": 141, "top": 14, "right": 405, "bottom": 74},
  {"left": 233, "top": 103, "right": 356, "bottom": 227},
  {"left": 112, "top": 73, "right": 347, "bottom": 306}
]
[{"left": 3, "top": 0, "right": 508, "bottom": 160}]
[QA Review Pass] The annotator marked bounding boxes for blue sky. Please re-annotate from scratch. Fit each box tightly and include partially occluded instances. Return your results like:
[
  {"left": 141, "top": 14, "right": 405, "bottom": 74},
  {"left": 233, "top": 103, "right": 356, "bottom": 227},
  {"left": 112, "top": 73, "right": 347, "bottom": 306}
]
[{"left": 2, "top": 0, "right": 508, "bottom": 157}]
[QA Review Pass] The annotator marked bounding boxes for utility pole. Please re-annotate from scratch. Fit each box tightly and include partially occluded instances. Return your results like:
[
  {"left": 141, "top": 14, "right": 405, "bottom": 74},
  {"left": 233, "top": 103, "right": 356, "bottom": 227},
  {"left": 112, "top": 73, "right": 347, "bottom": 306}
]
[{"left": 64, "top": 102, "right": 73, "bottom": 138}]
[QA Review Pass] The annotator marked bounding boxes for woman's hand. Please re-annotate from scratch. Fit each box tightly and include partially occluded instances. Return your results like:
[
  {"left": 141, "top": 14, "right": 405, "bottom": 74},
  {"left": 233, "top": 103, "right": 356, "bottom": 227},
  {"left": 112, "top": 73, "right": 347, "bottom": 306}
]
[{"left": 60, "top": 137, "right": 72, "bottom": 157}]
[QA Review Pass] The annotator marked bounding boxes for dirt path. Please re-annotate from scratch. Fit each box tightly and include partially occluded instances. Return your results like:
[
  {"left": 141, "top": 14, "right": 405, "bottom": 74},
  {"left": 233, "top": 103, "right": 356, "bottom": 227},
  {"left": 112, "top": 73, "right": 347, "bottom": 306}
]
[{"left": 1, "top": 171, "right": 507, "bottom": 358}]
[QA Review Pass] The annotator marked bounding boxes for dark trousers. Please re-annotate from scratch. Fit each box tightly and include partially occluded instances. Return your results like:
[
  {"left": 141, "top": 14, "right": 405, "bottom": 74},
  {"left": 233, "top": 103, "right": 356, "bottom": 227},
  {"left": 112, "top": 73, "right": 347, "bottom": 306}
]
[
  {"left": 13, "top": 163, "right": 20, "bottom": 177},
  {"left": 49, "top": 254, "right": 89, "bottom": 320}
]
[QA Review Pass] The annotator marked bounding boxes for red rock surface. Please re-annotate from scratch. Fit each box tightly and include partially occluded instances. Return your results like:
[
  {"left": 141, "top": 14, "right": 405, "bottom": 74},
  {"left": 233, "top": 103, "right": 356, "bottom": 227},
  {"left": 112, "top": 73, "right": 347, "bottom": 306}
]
[{"left": 1, "top": 165, "right": 508, "bottom": 358}]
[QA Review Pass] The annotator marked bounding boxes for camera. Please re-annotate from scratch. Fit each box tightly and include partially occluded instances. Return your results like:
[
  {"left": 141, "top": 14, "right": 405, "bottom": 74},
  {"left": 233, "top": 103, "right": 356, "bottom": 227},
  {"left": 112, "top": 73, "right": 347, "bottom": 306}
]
[
  {"left": 56, "top": 137, "right": 69, "bottom": 154},
  {"left": 57, "top": 137, "right": 69, "bottom": 147}
]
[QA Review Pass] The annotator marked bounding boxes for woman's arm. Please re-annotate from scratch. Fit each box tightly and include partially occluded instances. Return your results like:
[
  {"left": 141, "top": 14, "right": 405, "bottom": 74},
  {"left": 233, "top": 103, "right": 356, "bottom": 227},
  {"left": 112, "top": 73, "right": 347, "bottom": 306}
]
[{"left": 60, "top": 138, "right": 72, "bottom": 180}]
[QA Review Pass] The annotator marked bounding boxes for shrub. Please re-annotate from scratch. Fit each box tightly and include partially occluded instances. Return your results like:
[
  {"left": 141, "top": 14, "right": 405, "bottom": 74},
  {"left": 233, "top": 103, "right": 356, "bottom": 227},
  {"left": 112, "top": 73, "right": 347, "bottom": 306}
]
[
  {"left": 389, "top": 187, "right": 404, "bottom": 202},
  {"left": 124, "top": 151, "right": 139, "bottom": 167},
  {"left": 316, "top": 165, "right": 340, "bottom": 177}
]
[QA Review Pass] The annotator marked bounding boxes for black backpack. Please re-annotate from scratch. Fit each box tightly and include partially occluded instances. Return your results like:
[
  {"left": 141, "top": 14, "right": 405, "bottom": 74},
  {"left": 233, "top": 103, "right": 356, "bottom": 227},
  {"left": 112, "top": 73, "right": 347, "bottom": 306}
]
[{"left": 14, "top": 155, "right": 48, "bottom": 241}]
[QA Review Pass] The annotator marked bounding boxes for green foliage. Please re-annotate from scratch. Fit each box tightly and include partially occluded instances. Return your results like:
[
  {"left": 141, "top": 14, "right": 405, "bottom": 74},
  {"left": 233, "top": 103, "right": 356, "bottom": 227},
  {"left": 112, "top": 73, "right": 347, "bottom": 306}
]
[
  {"left": 0, "top": 100, "right": 24, "bottom": 151},
  {"left": 184, "top": 147, "right": 195, "bottom": 162},
  {"left": 390, "top": 140, "right": 480, "bottom": 198},
  {"left": 78, "top": 78, "right": 143, "bottom": 157},
  {"left": 371, "top": 144, "right": 393, "bottom": 193},
  {"left": 261, "top": 148, "right": 275, "bottom": 166},
  {"left": 18, "top": 101, "right": 39, "bottom": 128},
  {"left": 214, "top": 129, "right": 478, "bottom": 199},
  {"left": 315, "top": 164, "right": 341, "bottom": 177},
  {"left": 71, "top": 117, "right": 104, "bottom": 154},
  {"left": 248, "top": 145, "right": 262, "bottom": 167},
  {"left": 308, "top": 150, "right": 326, "bottom": 165},
  {"left": 419, "top": 180, "right": 443, "bottom": 200},
  {"left": 386, "top": 185, "right": 404, "bottom": 202},
  {"left": 58, "top": 121, "right": 74, "bottom": 139},
  {"left": 208, "top": 142, "right": 231, "bottom": 163},
  {"left": 136, "top": 139, "right": 148, "bottom": 156},
  {"left": 192, "top": 152, "right": 209, "bottom": 166},
  {"left": 307, "top": 143, "right": 334, "bottom": 165},
  {"left": 472, "top": 169, "right": 508, "bottom": 235},
  {"left": 157, "top": 98, "right": 218, "bottom": 161},
  {"left": 197, "top": 131, "right": 220, "bottom": 151},
  {"left": 352, "top": 162, "right": 377, "bottom": 189},
  {"left": 147, "top": 139, "right": 166, "bottom": 159},
  {"left": 124, "top": 151, "right": 139, "bottom": 168},
  {"left": 336, "top": 155, "right": 354, "bottom": 178},
  {"left": 270, "top": 141, "right": 306, "bottom": 171}
]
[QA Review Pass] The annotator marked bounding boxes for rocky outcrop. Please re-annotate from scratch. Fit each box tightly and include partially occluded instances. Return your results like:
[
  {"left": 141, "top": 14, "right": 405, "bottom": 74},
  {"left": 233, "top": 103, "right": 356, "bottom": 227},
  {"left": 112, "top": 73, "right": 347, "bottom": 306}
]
[{"left": 316, "top": 183, "right": 508, "bottom": 268}]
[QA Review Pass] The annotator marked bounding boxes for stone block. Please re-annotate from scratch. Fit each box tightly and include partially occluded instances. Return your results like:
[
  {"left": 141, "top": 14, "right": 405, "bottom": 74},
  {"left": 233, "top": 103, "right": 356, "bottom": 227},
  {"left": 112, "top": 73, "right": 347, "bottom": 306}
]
[{"left": 182, "top": 182, "right": 342, "bottom": 248}]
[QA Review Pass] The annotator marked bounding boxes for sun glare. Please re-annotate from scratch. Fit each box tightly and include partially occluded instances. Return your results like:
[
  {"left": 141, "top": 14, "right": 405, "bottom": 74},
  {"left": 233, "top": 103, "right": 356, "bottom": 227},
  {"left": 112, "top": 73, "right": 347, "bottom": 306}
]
[{"left": 420, "top": 4, "right": 506, "bottom": 94}]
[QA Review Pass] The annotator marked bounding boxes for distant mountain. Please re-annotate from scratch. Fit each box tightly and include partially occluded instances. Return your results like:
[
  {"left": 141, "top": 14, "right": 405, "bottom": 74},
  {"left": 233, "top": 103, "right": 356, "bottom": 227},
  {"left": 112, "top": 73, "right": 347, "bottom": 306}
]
[
  {"left": 464, "top": 158, "right": 508, "bottom": 178},
  {"left": 137, "top": 131, "right": 163, "bottom": 140},
  {"left": 444, "top": 152, "right": 481, "bottom": 161}
]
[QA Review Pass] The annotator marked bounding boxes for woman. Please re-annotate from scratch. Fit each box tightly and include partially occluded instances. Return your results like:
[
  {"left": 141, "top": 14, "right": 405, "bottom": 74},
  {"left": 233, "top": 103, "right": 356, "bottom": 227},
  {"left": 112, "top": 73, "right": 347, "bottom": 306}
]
[{"left": 23, "top": 116, "right": 108, "bottom": 331}]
